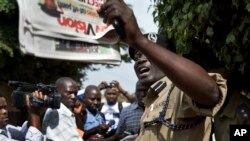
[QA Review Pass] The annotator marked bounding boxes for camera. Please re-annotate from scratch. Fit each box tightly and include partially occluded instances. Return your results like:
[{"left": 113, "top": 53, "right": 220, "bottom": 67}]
[
  {"left": 8, "top": 81, "right": 61, "bottom": 109},
  {"left": 108, "top": 82, "right": 115, "bottom": 88}
]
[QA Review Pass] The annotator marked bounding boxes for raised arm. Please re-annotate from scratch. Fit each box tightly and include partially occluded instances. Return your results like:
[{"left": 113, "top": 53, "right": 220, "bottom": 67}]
[
  {"left": 112, "top": 80, "right": 135, "bottom": 103},
  {"left": 99, "top": 0, "right": 219, "bottom": 106},
  {"left": 26, "top": 91, "right": 46, "bottom": 141}
]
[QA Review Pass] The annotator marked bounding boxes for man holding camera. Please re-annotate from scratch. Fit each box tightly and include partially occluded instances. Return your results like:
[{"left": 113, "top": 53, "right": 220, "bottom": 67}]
[
  {"left": 102, "top": 80, "right": 147, "bottom": 141},
  {"left": 0, "top": 90, "right": 44, "bottom": 140},
  {"left": 98, "top": 80, "right": 133, "bottom": 138}
]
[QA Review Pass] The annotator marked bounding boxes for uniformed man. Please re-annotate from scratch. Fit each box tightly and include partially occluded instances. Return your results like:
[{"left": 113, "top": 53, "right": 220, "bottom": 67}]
[
  {"left": 99, "top": 0, "right": 227, "bottom": 140},
  {"left": 214, "top": 73, "right": 250, "bottom": 141}
]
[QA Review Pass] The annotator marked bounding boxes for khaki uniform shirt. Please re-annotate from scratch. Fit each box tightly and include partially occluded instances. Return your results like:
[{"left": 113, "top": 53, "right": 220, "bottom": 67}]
[
  {"left": 214, "top": 90, "right": 250, "bottom": 141},
  {"left": 135, "top": 73, "right": 227, "bottom": 141}
]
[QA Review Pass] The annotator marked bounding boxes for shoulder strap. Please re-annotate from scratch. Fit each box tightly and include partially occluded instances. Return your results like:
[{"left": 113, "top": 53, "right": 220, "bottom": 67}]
[{"left": 118, "top": 102, "right": 123, "bottom": 112}]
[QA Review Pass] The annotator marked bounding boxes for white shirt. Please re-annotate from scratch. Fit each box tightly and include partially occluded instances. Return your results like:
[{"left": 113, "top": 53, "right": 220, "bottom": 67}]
[
  {"left": 42, "top": 103, "right": 83, "bottom": 141},
  {"left": 0, "top": 121, "right": 44, "bottom": 141},
  {"left": 101, "top": 102, "right": 130, "bottom": 130}
]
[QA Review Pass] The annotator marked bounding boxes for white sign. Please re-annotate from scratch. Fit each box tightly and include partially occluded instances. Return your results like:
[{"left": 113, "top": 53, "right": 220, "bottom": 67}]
[{"left": 17, "top": 0, "right": 121, "bottom": 64}]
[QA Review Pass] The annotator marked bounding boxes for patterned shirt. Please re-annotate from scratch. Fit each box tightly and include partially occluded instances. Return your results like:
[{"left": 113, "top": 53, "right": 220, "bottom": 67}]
[
  {"left": 116, "top": 101, "right": 144, "bottom": 137},
  {"left": 42, "top": 103, "right": 83, "bottom": 141},
  {"left": 0, "top": 121, "right": 44, "bottom": 141}
]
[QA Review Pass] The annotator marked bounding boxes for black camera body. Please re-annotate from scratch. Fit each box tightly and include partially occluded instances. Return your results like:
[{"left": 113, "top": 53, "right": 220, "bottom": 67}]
[
  {"left": 109, "top": 82, "right": 115, "bottom": 87},
  {"left": 107, "top": 82, "right": 116, "bottom": 88},
  {"left": 8, "top": 81, "right": 61, "bottom": 109}
]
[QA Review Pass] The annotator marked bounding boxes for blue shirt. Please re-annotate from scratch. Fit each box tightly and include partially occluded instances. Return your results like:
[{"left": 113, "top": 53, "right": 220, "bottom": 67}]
[{"left": 83, "top": 109, "right": 105, "bottom": 130}]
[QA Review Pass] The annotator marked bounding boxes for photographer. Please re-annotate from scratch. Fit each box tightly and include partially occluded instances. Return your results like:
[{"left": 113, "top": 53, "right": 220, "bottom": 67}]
[
  {"left": 0, "top": 90, "right": 45, "bottom": 140},
  {"left": 98, "top": 80, "right": 133, "bottom": 138},
  {"left": 102, "top": 80, "right": 147, "bottom": 141},
  {"left": 98, "top": 81, "right": 135, "bottom": 103}
]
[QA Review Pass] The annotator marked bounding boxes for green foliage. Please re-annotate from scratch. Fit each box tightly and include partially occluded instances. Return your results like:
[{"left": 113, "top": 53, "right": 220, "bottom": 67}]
[
  {"left": 0, "top": 41, "right": 13, "bottom": 57},
  {"left": 153, "top": 0, "right": 250, "bottom": 77},
  {"left": 0, "top": 0, "right": 16, "bottom": 15}
]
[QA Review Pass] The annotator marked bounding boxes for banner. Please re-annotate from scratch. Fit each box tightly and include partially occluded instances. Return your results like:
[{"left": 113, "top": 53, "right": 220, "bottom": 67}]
[
  {"left": 17, "top": 0, "right": 121, "bottom": 64},
  {"left": 21, "top": 0, "right": 120, "bottom": 43}
]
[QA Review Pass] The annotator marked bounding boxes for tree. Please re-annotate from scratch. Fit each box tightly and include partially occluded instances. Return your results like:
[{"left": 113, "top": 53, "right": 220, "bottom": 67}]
[{"left": 152, "top": 0, "right": 250, "bottom": 92}]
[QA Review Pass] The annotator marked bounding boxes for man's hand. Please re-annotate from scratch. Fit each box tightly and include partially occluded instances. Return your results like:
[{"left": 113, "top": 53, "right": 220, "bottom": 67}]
[
  {"left": 26, "top": 91, "right": 47, "bottom": 130},
  {"left": 97, "top": 123, "right": 109, "bottom": 134},
  {"left": 26, "top": 91, "right": 47, "bottom": 114},
  {"left": 86, "top": 134, "right": 104, "bottom": 141},
  {"left": 112, "top": 80, "right": 135, "bottom": 103},
  {"left": 111, "top": 80, "right": 122, "bottom": 92},
  {"left": 98, "top": 81, "right": 108, "bottom": 90},
  {"left": 99, "top": 0, "right": 142, "bottom": 45}
]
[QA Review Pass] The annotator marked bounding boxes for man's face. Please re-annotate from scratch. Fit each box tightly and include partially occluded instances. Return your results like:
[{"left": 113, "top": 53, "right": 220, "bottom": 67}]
[
  {"left": 105, "top": 88, "right": 119, "bottom": 105},
  {"left": 58, "top": 81, "right": 78, "bottom": 109},
  {"left": 134, "top": 51, "right": 164, "bottom": 87},
  {"left": 0, "top": 97, "right": 8, "bottom": 128},
  {"left": 85, "top": 91, "right": 101, "bottom": 112}
]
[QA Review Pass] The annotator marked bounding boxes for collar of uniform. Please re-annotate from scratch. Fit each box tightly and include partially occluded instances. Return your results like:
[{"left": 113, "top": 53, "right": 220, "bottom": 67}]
[
  {"left": 149, "top": 76, "right": 170, "bottom": 96},
  {"left": 86, "top": 108, "right": 102, "bottom": 116}
]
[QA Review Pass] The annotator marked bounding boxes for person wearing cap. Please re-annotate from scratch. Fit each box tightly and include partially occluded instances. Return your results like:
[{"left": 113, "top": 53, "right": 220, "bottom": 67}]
[{"left": 99, "top": 1, "right": 227, "bottom": 141}]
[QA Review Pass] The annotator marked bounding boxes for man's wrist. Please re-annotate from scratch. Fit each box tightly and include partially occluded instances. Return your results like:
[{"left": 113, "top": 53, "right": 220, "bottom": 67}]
[{"left": 29, "top": 113, "right": 41, "bottom": 130}]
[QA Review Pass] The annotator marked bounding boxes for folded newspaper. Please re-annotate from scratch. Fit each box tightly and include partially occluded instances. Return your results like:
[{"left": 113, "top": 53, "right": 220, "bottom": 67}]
[{"left": 17, "top": 0, "right": 121, "bottom": 64}]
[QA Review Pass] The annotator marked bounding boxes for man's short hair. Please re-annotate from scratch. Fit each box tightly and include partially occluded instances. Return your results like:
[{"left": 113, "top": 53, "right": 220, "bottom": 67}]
[
  {"left": 55, "top": 77, "right": 75, "bottom": 87},
  {"left": 129, "top": 32, "right": 176, "bottom": 60}
]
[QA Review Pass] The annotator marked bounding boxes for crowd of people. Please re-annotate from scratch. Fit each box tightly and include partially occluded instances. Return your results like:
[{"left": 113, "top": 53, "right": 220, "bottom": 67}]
[
  {"left": 1, "top": 0, "right": 249, "bottom": 140},
  {"left": 0, "top": 76, "right": 144, "bottom": 141}
]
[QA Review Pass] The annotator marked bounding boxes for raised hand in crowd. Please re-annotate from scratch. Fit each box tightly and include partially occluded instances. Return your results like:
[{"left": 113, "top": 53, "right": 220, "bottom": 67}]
[
  {"left": 27, "top": 91, "right": 48, "bottom": 131},
  {"left": 98, "top": 81, "right": 109, "bottom": 90},
  {"left": 111, "top": 80, "right": 135, "bottom": 103}
]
